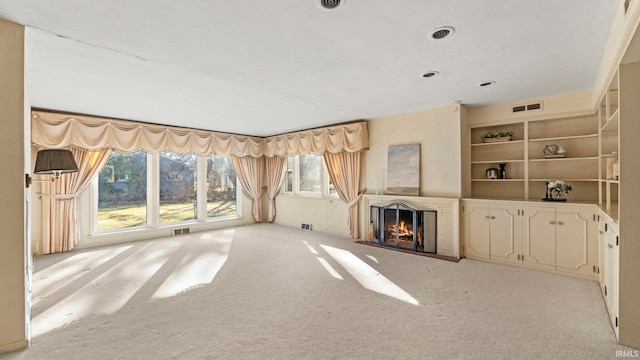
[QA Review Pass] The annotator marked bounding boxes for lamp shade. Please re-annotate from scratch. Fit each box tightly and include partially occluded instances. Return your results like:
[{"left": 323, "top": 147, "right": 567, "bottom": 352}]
[{"left": 34, "top": 149, "right": 79, "bottom": 175}]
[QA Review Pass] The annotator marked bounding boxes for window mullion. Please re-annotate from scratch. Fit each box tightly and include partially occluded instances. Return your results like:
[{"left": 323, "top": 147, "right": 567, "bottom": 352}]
[{"left": 147, "top": 153, "right": 159, "bottom": 228}]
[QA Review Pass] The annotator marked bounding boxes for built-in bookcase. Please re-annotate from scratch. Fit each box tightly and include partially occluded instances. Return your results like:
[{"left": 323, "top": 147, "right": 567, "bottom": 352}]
[{"left": 468, "top": 114, "right": 599, "bottom": 202}]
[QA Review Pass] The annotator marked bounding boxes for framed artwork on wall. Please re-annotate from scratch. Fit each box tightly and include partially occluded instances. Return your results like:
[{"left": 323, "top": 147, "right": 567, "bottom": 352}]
[{"left": 387, "top": 143, "right": 420, "bottom": 196}]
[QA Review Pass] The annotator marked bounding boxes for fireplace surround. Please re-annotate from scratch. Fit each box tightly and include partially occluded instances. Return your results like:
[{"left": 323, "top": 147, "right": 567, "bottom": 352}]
[{"left": 369, "top": 202, "right": 437, "bottom": 254}]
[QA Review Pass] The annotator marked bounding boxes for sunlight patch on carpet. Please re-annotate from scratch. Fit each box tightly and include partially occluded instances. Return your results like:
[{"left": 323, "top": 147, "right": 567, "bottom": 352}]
[
  {"left": 33, "top": 245, "right": 132, "bottom": 305},
  {"left": 316, "top": 257, "right": 344, "bottom": 280},
  {"left": 152, "top": 230, "right": 233, "bottom": 299},
  {"left": 320, "top": 245, "right": 419, "bottom": 305}
]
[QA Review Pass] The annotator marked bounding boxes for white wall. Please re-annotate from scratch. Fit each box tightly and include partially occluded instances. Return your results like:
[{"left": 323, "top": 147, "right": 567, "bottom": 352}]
[
  {"left": 273, "top": 195, "right": 349, "bottom": 236},
  {"left": 0, "top": 18, "right": 28, "bottom": 352}
]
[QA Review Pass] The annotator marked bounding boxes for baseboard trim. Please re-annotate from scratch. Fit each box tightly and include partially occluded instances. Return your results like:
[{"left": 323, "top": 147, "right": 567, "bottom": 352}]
[{"left": 0, "top": 339, "right": 28, "bottom": 353}]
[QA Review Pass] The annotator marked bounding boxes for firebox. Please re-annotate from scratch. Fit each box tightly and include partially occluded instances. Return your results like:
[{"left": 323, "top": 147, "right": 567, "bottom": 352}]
[{"left": 369, "top": 202, "right": 437, "bottom": 254}]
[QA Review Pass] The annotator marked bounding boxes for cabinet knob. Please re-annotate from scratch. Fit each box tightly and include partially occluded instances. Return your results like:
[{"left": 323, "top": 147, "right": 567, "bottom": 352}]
[
  {"left": 550, "top": 221, "right": 556, "bottom": 225},
  {"left": 608, "top": 244, "right": 613, "bottom": 249},
  {"left": 557, "top": 221, "right": 564, "bottom": 226},
  {"left": 490, "top": 216, "right": 496, "bottom": 219},
  {"left": 485, "top": 216, "right": 490, "bottom": 219}
]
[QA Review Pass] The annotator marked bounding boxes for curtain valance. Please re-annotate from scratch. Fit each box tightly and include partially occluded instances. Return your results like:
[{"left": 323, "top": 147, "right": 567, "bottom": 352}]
[
  {"left": 263, "top": 122, "right": 369, "bottom": 156},
  {"left": 31, "top": 111, "right": 368, "bottom": 157},
  {"left": 31, "top": 111, "right": 265, "bottom": 157}
]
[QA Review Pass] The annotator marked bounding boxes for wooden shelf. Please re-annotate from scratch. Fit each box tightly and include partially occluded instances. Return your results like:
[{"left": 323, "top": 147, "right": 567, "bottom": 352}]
[
  {"left": 471, "top": 159, "right": 525, "bottom": 164},
  {"left": 529, "top": 156, "right": 599, "bottom": 162},
  {"left": 528, "top": 133, "right": 598, "bottom": 143},
  {"left": 601, "top": 109, "right": 619, "bottom": 132},
  {"left": 530, "top": 178, "right": 599, "bottom": 182},
  {"left": 470, "top": 139, "right": 524, "bottom": 147},
  {"left": 471, "top": 179, "right": 524, "bottom": 182}
]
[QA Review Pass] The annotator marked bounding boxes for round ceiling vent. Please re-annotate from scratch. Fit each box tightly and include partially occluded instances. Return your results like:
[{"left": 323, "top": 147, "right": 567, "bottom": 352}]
[
  {"left": 320, "top": 0, "right": 342, "bottom": 9},
  {"left": 422, "top": 71, "right": 439, "bottom": 78},
  {"left": 431, "top": 26, "right": 455, "bottom": 40},
  {"left": 477, "top": 81, "right": 496, "bottom": 87}
]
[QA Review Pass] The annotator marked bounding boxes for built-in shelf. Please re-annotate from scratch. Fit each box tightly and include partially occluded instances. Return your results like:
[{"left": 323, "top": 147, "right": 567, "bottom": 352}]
[
  {"left": 470, "top": 139, "right": 525, "bottom": 147},
  {"left": 602, "top": 109, "right": 619, "bottom": 132},
  {"left": 530, "top": 178, "right": 599, "bottom": 182},
  {"left": 471, "top": 179, "right": 524, "bottom": 182},
  {"left": 529, "top": 156, "right": 599, "bottom": 162},
  {"left": 528, "top": 133, "right": 598, "bottom": 142},
  {"left": 471, "top": 159, "right": 525, "bottom": 164}
]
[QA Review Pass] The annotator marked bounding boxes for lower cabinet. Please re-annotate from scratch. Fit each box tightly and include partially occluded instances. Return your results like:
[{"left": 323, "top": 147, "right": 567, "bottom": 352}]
[
  {"left": 463, "top": 200, "right": 598, "bottom": 279},
  {"left": 599, "top": 212, "right": 619, "bottom": 340}
]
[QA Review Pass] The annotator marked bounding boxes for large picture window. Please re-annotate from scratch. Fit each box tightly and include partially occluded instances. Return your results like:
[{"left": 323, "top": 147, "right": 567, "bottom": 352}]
[
  {"left": 206, "top": 155, "right": 237, "bottom": 218},
  {"left": 159, "top": 152, "right": 197, "bottom": 223},
  {"left": 93, "top": 152, "right": 240, "bottom": 234},
  {"left": 97, "top": 151, "right": 148, "bottom": 230}
]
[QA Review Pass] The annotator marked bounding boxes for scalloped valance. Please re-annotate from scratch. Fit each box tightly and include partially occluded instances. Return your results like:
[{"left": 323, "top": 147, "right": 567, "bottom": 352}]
[{"left": 31, "top": 111, "right": 368, "bottom": 157}]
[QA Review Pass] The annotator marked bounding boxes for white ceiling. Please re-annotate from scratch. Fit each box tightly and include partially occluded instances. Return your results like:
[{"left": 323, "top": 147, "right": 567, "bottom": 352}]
[{"left": 0, "top": 0, "right": 620, "bottom": 136}]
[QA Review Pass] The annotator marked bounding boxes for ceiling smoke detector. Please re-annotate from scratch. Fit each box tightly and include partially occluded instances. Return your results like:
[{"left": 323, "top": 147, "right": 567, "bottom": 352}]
[
  {"left": 431, "top": 26, "right": 455, "bottom": 40},
  {"left": 320, "top": 0, "right": 343, "bottom": 9}
]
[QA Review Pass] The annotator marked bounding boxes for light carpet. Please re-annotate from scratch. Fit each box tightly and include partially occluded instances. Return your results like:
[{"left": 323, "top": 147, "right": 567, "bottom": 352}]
[{"left": 1, "top": 223, "right": 633, "bottom": 359}]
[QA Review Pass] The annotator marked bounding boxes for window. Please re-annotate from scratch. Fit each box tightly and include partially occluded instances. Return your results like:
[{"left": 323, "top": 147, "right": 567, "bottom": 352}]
[
  {"left": 206, "top": 155, "right": 237, "bottom": 218},
  {"left": 159, "top": 152, "right": 197, "bottom": 223},
  {"left": 283, "top": 154, "right": 336, "bottom": 196},
  {"left": 97, "top": 151, "right": 147, "bottom": 230},
  {"left": 299, "top": 154, "right": 322, "bottom": 193},
  {"left": 93, "top": 152, "right": 241, "bottom": 234}
]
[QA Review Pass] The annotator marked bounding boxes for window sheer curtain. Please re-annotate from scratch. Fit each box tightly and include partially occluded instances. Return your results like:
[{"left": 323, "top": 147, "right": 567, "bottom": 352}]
[
  {"left": 323, "top": 151, "right": 363, "bottom": 239},
  {"left": 264, "top": 156, "right": 286, "bottom": 222},
  {"left": 40, "top": 147, "right": 112, "bottom": 254},
  {"left": 231, "top": 156, "right": 265, "bottom": 222}
]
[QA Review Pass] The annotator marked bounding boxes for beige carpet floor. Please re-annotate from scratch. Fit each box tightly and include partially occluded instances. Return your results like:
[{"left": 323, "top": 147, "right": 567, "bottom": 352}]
[{"left": 1, "top": 223, "right": 633, "bottom": 359}]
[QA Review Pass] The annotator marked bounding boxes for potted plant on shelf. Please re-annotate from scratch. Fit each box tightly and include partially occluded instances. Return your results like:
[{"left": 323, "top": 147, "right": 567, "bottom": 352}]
[
  {"left": 543, "top": 180, "right": 573, "bottom": 201},
  {"left": 481, "top": 130, "right": 514, "bottom": 143}
]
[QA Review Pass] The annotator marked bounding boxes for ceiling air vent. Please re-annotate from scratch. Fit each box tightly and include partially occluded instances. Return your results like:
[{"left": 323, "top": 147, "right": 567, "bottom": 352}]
[
  {"left": 512, "top": 101, "right": 543, "bottom": 113},
  {"left": 320, "top": 0, "right": 342, "bottom": 9}
]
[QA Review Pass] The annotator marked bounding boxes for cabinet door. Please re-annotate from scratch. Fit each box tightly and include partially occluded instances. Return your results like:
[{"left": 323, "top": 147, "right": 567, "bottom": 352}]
[
  {"left": 464, "top": 204, "right": 490, "bottom": 259},
  {"left": 555, "top": 209, "right": 592, "bottom": 276},
  {"left": 603, "top": 224, "right": 619, "bottom": 335},
  {"left": 489, "top": 205, "right": 520, "bottom": 264},
  {"left": 522, "top": 206, "right": 556, "bottom": 270}
]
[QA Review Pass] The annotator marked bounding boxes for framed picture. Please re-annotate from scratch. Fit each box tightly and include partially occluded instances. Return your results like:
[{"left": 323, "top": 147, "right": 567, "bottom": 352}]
[{"left": 387, "top": 144, "right": 420, "bottom": 196}]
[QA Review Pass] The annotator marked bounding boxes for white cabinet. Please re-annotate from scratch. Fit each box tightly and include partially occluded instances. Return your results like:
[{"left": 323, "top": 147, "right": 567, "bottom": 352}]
[
  {"left": 522, "top": 205, "right": 594, "bottom": 277},
  {"left": 463, "top": 200, "right": 597, "bottom": 279},
  {"left": 599, "top": 212, "right": 619, "bottom": 340},
  {"left": 464, "top": 202, "right": 519, "bottom": 263}
]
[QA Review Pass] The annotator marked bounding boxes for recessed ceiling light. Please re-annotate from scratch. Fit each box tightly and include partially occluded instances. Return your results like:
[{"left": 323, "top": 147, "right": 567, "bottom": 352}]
[
  {"left": 319, "top": 0, "right": 343, "bottom": 10},
  {"left": 422, "top": 71, "right": 439, "bottom": 78},
  {"left": 477, "top": 81, "right": 496, "bottom": 87},
  {"left": 431, "top": 26, "right": 455, "bottom": 40}
]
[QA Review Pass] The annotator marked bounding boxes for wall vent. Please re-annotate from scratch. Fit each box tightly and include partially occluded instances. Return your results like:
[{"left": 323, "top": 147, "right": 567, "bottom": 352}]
[
  {"left": 512, "top": 101, "right": 543, "bottom": 113},
  {"left": 301, "top": 223, "right": 312, "bottom": 230},
  {"left": 173, "top": 228, "right": 191, "bottom": 236}
]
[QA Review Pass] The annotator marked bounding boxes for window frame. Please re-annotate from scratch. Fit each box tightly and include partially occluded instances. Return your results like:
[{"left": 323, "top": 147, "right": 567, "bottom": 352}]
[
  {"left": 90, "top": 152, "right": 242, "bottom": 235},
  {"left": 282, "top": 154, "right": 338, "bottom": 198}
]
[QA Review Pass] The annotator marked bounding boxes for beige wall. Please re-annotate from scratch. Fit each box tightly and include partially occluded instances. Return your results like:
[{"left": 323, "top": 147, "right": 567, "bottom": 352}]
[
  {"left": 0, "top": 18, "right": 28, "bottom": 352},
  {"left": 365, "top": 104, "right": 463, "bottom": 198},
  {"left": 273, "top": 104, "right": 464, "bottom": 239}
]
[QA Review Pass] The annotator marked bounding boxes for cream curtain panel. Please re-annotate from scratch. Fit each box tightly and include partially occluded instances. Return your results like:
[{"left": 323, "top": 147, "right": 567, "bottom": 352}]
[
  {"left": 323, "top": 151, "right": 363, "bottom": 239},
  {"left": 231, "top": 156, "right": 265, "bottom": 222},
  {"left": 32, "top": 111, "right": 368, "bottom": 156},
  {"left": 40, "top": 147, "right": 112, "bottom": 254},
  {"left": 264, "top": 157, "right": 287, "bottom": 222}
]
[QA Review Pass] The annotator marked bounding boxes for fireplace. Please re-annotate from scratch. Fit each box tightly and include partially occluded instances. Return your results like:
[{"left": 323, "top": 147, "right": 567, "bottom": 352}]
[{"left": 369, "top": 202, "right": 437, "bottom": 253}]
